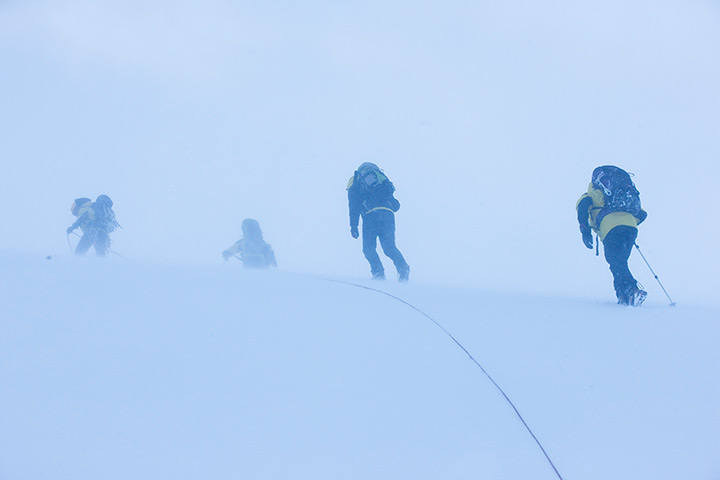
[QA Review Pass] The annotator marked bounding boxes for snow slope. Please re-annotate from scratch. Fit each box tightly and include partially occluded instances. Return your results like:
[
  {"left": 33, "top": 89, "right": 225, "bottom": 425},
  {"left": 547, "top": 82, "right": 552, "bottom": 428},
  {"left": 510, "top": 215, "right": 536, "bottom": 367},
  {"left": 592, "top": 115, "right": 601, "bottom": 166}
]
[{"left": 1, "top": 252, "right": 718, "bottom": 480}]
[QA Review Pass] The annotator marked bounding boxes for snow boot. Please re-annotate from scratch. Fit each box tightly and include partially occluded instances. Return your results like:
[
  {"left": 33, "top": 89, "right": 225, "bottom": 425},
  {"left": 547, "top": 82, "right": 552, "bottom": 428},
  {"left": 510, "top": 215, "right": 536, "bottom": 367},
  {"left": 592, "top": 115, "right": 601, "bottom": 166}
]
[
  {"left": 618, "top": 284, "right": 647, "bottom": 307},
  {"left": 398, "top": 266, "right": 410, "bottom": 283},
  {"left": 628, "top": 287, "right": 647, "bottom": 307}
]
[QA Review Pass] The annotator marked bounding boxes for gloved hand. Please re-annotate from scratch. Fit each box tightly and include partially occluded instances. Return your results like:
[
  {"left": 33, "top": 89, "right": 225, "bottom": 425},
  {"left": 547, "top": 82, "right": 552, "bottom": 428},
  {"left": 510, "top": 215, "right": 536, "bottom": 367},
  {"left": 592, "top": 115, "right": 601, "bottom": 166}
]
[
  {"left": 637, "top": 209, "right": 647, "bottom": 225},
  {"left": 579, "top": 224, "right": 593, "bottom": 249},
  {"left": 66, "top": 226, "right": 75, "bottom": 234},
  {"left": 350, "top": 226, "right": 359, "bottom": 239},
  {"left": 222, "top": 250, "right": 232, "bottom": 260}
]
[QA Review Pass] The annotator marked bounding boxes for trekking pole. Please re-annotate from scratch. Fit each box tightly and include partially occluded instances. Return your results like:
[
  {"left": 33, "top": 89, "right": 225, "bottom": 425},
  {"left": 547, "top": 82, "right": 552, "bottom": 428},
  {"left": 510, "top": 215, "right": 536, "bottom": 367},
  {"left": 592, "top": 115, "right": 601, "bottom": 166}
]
[
  {"left": 71, "top": 230, "right": 127, "bottom": 260},
  {"left": 68, "top": 230, "right": 83, "bottom": 252},
  {"left": 221, "top": 254, "right": 240, "bottom": 265},
  {"left": 107, "top": 248, "right": 129, "bottom": 260},
  {"left": 634, "top": 243, "right": 676, "bottom": 307}
]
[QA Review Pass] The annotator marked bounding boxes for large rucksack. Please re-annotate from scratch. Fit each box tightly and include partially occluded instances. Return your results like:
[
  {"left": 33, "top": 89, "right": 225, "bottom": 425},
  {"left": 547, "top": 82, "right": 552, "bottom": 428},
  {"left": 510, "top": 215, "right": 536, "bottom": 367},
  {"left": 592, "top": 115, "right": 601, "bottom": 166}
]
[
  {"left": 71, "top": 198, "right": 92, "bottom": 217},
  {"left": 93, "top": 194, "right": 119, "bottom": 233},
  {"left": 355, "top": 163, "right": 389, "bottom": 190},
  {"left": 354, "top": 163, "right": 400, "bottom": 212},
  {"left": 591, "top": 166, "right": 641, "bottom": 225}
]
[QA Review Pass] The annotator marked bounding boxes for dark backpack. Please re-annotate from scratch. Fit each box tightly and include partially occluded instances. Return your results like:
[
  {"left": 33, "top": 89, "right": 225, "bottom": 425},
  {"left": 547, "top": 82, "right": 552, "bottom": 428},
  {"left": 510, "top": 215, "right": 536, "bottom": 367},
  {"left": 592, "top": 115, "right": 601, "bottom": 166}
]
[
  {"left": 354, "top": 164, "right": 401, "bottom": 212},
  {"left": 356, "top": 164, "right": 389, "bottom": 190},
  {"left": 591, "top": 166, "right": 641, "bottom": 225},
  {"left": 93, "top": 194, "right": 119, "bottom": 233}
]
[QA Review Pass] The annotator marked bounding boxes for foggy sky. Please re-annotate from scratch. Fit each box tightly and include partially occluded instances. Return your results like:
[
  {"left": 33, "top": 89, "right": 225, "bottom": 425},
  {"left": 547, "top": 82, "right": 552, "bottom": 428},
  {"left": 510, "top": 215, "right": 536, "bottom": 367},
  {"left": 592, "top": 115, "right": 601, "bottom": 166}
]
[{"left": 1, "top": 0, "right": 718, "bottom": 302}]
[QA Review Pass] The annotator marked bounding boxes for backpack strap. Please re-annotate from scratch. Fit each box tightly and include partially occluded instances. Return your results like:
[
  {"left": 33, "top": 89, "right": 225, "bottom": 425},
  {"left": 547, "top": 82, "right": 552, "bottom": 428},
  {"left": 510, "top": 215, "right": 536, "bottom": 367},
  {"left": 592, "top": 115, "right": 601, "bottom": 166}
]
[{"left": 363, "top": 206, "right": 395, "bottom": 215}]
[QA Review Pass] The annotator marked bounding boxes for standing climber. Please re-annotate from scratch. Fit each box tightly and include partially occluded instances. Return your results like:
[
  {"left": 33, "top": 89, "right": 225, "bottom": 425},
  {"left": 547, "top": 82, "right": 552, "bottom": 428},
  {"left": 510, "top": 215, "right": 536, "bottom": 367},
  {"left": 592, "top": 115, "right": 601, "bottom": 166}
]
[
  {"left": 67, "top": 194, "right": 119, "bottom": 257},
  {"left": 347, "top": 162, "right": 410, "bottom": 282},
  {"left": 576, "top": 166, "right": 648, "bottom": 306}
]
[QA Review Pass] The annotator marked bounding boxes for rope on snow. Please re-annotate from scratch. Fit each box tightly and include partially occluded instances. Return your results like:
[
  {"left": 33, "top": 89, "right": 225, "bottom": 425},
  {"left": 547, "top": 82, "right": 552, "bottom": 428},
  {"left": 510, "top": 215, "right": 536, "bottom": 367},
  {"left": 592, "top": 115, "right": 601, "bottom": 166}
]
[{"left": 321, "top": 277, "right": 565, "bottom": 480}]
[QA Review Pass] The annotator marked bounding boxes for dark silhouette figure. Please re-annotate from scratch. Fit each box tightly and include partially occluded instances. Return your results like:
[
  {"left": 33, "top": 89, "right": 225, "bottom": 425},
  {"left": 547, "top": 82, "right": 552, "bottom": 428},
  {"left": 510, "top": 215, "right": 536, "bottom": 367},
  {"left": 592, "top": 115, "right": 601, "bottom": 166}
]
[
  {"left": 576, "top": 166, "right": 648, "bottom": 306},
  {"left": 347, "top": 162, "right": 409, "bottom": 282},
  {"left": 67, "top": 195, "right": 118, "bottom": 256},
  {"left": 222, "top": 218, "right": 277, "bottom": 268}
]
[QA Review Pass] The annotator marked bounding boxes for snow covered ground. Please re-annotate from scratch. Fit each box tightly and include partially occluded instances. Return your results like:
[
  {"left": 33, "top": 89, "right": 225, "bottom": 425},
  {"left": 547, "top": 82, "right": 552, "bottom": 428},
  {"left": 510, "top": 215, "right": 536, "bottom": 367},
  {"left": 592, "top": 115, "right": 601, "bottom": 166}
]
[
  {"left": 1, "top": 2, "right": 718, "bottom": 478},
  {"left": 1, "top": 252, "right": 718, "bottom": 480}
]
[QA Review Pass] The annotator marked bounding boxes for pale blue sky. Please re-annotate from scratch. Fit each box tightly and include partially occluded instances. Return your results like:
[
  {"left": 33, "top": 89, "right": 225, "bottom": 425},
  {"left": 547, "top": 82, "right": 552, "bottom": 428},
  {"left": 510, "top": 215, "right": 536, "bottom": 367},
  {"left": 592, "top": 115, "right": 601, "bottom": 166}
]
[{"left": 1, "top": 0, "right": 718, "bottom": 299}]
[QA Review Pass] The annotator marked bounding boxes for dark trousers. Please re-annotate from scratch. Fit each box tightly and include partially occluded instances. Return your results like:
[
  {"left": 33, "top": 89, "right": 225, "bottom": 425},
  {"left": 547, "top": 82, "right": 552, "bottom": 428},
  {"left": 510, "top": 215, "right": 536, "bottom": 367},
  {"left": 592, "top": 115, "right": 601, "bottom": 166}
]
[
  {"left": 75, "top": 229, "right": 109, "bottom": 257},
  {"left": 603, "top": 225, "right": 638, "bottom": 298},
  {"left": 361, "top": 210, "right": 409, "bottom": 277}
]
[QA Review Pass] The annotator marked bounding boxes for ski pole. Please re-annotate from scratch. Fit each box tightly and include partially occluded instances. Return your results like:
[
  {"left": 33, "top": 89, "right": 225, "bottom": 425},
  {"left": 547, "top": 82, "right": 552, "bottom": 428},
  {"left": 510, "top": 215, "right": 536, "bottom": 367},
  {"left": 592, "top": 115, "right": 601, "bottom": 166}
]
[
  {"left": 107, "top": 248, "right": 129, "bottom": 260},
  {"left": 71, "top": 230, "right": 126, "bottom": 260},
  {"left": 634, "top": 243, "right": 676, "bottom": 307},
  {"left": 67, "top": 233, "right": 75, "bottom": 253}
]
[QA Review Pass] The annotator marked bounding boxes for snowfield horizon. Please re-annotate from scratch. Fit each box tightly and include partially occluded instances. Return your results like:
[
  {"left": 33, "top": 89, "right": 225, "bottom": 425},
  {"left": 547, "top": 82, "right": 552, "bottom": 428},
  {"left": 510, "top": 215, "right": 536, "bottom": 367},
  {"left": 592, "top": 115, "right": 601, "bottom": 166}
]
[{"left": 1, "top": 252, "right": 718, "bottom": 480}]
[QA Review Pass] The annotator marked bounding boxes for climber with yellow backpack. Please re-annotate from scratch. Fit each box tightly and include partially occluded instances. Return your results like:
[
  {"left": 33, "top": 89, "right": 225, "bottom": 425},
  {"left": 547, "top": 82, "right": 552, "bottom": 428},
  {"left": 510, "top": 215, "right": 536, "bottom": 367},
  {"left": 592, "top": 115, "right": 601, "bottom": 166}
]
[
  {"left": 576, "top": 166, "right": 648, "bottom": 306},
  {"left": 67, "top": 194, "right": 119, "bottom": 256}
]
